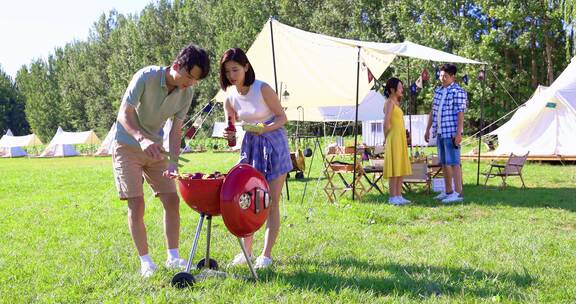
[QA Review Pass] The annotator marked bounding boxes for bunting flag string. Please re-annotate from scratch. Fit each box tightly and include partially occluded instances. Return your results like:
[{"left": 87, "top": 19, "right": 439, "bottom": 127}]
[
  {"left": 410, "top": 83, "right": 418, "bottom": 96},
  {"left": 421, "top": 68, "right": 430, "bottom": 82},
  {"left": 415, "top": 75, "right": 423, "bottom": 89}
]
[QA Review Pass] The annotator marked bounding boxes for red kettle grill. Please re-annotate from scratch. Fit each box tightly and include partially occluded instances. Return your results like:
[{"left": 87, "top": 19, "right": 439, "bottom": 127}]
[{"left": 171, "top": 164, "right": 270, "bottom": 288}]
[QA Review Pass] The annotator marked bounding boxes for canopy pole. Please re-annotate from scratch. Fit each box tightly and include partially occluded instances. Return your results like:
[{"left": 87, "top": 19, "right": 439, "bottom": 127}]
[
  {"left": 269, "top": 17, "right": 278, "bottom": 93},
  {"left": 407, "top": 57, "right": 413, "bottom": 156},
  {"left": 268, "top": 16, "right": 290, "bottom": 199},
  {"left": 352, "top": 46, "right": 361, "bottom": 201},
  {"left": 476, "top": 65, "right": 486, "bottom": 185}
]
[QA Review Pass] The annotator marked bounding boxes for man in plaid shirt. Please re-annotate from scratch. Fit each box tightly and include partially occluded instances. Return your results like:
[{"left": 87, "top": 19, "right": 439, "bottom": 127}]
[{"left": 425, "top": 63, "right": 467, "bottom": 203}]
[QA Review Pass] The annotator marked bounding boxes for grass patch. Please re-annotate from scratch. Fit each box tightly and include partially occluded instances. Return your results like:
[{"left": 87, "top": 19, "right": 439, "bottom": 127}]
[{"left": 0, "top": 152, "right": 575, "bottom": 303}]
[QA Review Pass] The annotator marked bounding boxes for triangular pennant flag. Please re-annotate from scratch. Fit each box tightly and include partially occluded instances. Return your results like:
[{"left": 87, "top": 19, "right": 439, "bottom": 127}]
[
  {"left": 410, "top": 83, "right": 418, "bottom": 95},
  {"left": 184, "top": 126, "right": 196, "bottom": 139},
  {"left": 202, "top": 102, "right": 213, "bottom": 113},
  {"left": 421, "top": 69, "right": 430, "bottom": 82},
  {"left": 367, "top": 66, "right": 374, "bottom": 83},
  {"left": 462, "top": 74, "right": 469, "bottom": 85},
  {"left": 415, "top": 76, "right": 423, "bottom": 88},
  {"left": 478, "top": 69, "right": 485, "bottom": 81}
]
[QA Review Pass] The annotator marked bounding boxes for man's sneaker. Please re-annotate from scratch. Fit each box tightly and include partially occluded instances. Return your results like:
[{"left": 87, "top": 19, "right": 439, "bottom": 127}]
[
  {"left": 230, "top": 253, "right": 252, "bottom": 266},
  {"left": 433, "top": 191, "right": 448, "bottom": 201},
  {"left": 441, "top": 192, "right": 463, "bottom": 204},
  {"left": 140, "top": 262, "right": 157, "bottom": 278},
  {"left": 254, "top": 256, "right": 273, "bottom": 269},
  {"left": 388, "top": 196, "right": 399, "bottom": 205},
  {"left": 165, "top": 257, "right": 187, "bottom": 270}
]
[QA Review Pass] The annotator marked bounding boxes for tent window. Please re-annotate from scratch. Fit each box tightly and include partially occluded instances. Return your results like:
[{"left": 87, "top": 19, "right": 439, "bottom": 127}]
[{"left": 371, "top": 122, "right": 382, "bottom": 133}]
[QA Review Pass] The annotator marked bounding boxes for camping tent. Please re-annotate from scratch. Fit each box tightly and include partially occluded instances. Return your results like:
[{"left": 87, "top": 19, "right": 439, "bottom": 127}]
[
  {"left": 488, "top": 57, "right": 576, "bottom": 157},
  {"left": 40, "top": 127, "right": 100, "bottom": 157},
  {"left": 285, "top": 91, "right": 430, "bottom": 146},
  {"left": 361, "top": 115, "right": 429, "bottom": 147},
  {"left": 162, "top": 118, "right": 172, "bottom": 152},
  {"left": 94, "top": 123, "right": 117, "bottom": 156},
  {"left": 0, "top": 129, "right": 29, "bottom": 157},
  {"left": 285, "top": 90, "right": 386, "bottom": 122},
  {"left": 94, "top": 119, "right": 177, "bottom": 156}
]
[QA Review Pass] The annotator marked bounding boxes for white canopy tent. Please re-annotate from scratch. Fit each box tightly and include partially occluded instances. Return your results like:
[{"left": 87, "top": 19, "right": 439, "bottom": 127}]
[
  {"left": 212, "top": 18, "right": 484, "bottom": 199},
  {"left": 0, "top": 129, "right": 30, "bottom": 157},
  {"left": 214, "top": 19, "right": 483, "bottom": 109},
  {"left": 94, "top": 123, "right": 117, "bottom": 156},
  {"left": 488, "top": 57, "right": 576, "bottom": 157},
  {"left": 40, "top": 127, "right": 100, "bottom": 157}
]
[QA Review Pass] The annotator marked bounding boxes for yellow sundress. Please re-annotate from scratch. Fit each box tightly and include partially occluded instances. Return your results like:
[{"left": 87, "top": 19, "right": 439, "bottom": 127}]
[{"left": 383, "top": 103, "right": 412, "bottom": 178}]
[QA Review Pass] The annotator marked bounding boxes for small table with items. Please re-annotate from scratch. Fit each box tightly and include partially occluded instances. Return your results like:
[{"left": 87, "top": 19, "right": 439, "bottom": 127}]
[{"left": 362, "top": 165, "right": 385, "bottom": 195}]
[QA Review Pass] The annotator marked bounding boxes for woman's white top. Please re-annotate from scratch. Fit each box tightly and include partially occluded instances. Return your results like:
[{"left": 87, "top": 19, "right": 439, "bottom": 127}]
[{"left": 227, "top": 80, "right": 274, "bottom": 124}]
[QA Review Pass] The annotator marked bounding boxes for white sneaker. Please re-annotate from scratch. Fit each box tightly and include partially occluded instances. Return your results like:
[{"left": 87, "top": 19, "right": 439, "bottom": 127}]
[
  {"left": 388, "top": 196, "right": 401, "bottom": 205},
  {"left": 399, "top": 196, "right": 412, "bottom": 204},
  {"left": 441, "top": 192, "right": 463, "bottom": 204},
  {"left": 389, "top": 196, "right": 409, "bottom": 206},
  {"left": 165, "top": 257, "right": 187, "bottom": 270},
  {"left": 254, "top": 256, "right": 273, "bottom": 269},
  {"left": 230, "top": 252, "right": 252, "bottom": 266},
  {"left": 140, "top": 262, "right": 157, "bottom": 278},
  {"left": 434, "top": 191, "right": 448, "bottom": 200}
]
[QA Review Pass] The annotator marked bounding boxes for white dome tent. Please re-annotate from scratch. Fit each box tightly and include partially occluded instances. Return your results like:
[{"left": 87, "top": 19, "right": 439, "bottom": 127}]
[
  {"left": 488, "top": 57, "right": 576, "bottom": 160},
  {"left": 40, "top": 127, "right": 100, "bottom": 157},
  {"left": 0, "top": 129, "right": 29, "bottom": 157},
  {"left": 94, "top": 123, "right": 117, "bottom": 156}
]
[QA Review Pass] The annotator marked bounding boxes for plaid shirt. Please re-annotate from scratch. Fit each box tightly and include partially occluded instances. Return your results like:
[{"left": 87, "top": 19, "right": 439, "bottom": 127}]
[{"left": 430, "top": 82, "right": 467, "bottom": 138}]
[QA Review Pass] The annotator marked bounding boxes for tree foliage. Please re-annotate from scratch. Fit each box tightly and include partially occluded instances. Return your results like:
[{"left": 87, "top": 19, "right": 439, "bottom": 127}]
[
  {"left": 4, "top": 0, "right": 574, "bottom": 139},
  {"left": 0, "top": 66, "right": 28, "bottom": 135}
]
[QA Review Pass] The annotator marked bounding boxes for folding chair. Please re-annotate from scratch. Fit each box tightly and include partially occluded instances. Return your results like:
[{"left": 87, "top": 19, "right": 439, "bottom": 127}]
[
  {"left": 482, "top": 152, "right": 529, "bottom": 189},
  {"left": 323, "top": 147, "right": 367, "bottom": 203},
  {"left": 403, "top": 162, "right": 431, "bottom": 193}
]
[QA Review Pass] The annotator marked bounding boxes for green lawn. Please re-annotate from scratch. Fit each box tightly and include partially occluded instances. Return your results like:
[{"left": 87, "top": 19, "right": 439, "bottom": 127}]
[{"left": 0, "top": 152, "right": 575, "bottom": 303}]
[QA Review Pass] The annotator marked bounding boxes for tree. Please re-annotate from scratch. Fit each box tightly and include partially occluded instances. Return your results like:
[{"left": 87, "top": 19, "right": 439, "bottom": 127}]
[
  {"left": 16, "top": 58, "right": 62, "bottom": 142},
  {"left": 0, "top": 66, "right": 28, "bottom": 135}
]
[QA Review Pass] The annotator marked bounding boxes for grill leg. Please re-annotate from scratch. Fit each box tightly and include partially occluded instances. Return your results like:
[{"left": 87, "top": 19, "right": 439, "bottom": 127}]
[
  {"left": 185, "top": 213, "right": 205, "bottom": 272},
  {"left": 204, "top": 215, "right": 212, "bottom": 269},
  {"left": 238, "top": 237, "right": 258, "bottom": 281}
]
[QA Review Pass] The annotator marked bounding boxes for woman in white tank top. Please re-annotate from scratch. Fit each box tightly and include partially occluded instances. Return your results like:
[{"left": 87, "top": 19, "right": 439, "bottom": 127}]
[{"left": 219, "top": 47, "right": 292, "bottom": 269}]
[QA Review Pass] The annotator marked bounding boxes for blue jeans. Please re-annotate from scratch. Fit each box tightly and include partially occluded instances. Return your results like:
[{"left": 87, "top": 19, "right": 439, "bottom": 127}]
[{"left": 437, "top": 137, "right": 461, "bottom": 165}]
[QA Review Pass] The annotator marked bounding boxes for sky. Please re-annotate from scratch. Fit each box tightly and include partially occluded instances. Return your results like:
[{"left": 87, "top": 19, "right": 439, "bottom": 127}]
[{"left": 0, "top": 0, "right": 152, "bottom": 80}]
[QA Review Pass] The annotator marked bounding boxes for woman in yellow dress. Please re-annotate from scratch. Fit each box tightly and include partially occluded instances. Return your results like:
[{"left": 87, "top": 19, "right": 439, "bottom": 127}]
[{"left": 383, "top": 77, "right": 412, "bottom": 205}]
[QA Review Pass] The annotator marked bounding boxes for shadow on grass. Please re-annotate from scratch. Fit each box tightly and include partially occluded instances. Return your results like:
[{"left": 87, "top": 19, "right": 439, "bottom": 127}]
[
  {"left": 359, "top": 184, "right": 576, "bottom": 211},
  {"left": 459, "top": 185, "right": 576, "bottom": 211},
  {"left": 261, "top": 258, "right": 534, "bottom": 300}
]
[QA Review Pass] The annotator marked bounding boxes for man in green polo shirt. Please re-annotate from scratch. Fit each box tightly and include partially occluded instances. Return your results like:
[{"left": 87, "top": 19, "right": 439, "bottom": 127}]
[{"left": 112, "top": 43, "right": 210, "bottom": 278}]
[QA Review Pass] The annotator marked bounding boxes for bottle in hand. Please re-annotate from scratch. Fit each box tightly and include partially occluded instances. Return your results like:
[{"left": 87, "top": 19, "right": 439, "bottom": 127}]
[{"left": 225, "top": 116, "right": 236, "bottom": 147}]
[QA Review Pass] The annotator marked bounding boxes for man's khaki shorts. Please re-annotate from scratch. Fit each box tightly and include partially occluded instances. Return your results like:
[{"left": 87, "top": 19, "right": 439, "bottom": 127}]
[{"left": 112, "top": 141, "right": 176, "bottom": 200}]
